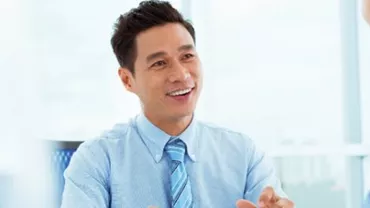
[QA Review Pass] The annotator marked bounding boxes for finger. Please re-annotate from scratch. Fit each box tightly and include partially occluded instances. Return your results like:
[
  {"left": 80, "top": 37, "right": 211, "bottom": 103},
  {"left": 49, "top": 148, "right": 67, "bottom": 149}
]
[
  {"left": 236, "top": 199, "right": 257, "bottom": 208},
  {"left": 259, "top": 186, "right": 276, "bottom": 207},
  {"left": 276, "top": 198, "right": 295, "bottom": 208}
]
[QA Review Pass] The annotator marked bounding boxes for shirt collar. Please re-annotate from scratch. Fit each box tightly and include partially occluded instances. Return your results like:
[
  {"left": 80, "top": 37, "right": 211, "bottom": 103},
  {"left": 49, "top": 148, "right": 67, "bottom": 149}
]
[{"left": 135, "top": 113, "right": 198, "bottom": 163}]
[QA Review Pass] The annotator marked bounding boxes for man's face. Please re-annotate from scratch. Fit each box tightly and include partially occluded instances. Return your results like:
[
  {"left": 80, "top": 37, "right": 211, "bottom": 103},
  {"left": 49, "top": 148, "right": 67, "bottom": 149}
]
[{"left": 119, "top": 23, "right": 202, "bottom": 120}]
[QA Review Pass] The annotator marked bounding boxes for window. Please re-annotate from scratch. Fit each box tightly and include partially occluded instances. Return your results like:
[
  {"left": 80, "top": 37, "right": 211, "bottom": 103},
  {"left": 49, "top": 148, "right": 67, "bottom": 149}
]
[
  {"left": 358, "top": 0, "right": 370, "bottom": 145},
  {"left": 24, "top": 0, "right": 183, "bottom": 141},
  {"left": 192, "top": 0, "right": 344, "bottom": 146},
  {"left": 189, "top": 0, "right": 369, "bottom": 207},
  {"left": 274, "top": 156, "right": 347, "bottom": 208},
  {"left": 358, "top": 0, "right": 370, "bottom": 194},
  {"left": 3, "top": 0, "right": 367, "bottom": 207}
]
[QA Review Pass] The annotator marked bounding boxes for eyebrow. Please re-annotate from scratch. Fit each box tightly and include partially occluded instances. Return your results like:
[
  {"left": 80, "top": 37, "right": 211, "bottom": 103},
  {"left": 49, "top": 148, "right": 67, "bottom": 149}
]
[
  {"left": 146, "top": 51, "right": 166, "bottom": 63},
  {"left": 178, "top": 44, "right": 194, "bottom": 52},
  {"left": 146, "top": 44, "right": 195, "bottom": 63}
]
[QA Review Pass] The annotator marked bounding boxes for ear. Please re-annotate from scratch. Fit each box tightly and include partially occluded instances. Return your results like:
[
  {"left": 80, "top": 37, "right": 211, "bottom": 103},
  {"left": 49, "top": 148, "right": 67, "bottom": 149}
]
[{"left": 118, "top": 67, "right": 135, "bottom": 93}]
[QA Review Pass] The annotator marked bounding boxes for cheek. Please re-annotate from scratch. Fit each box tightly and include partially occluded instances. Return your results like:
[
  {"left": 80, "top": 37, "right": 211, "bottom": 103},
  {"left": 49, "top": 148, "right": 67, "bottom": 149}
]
[
  {"left": 139, "top": 75, "right": 164, "bottom": 97},
  {"left": 189, "top": 61, "right": 202, "bottom": 76},
  {"left": 189, "top": 70, "right": 201, "bottom": 84}
]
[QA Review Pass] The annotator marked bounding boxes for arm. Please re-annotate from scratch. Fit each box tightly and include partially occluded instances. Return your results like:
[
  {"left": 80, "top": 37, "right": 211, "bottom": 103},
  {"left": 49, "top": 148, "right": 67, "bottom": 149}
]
[
  {"left": 243, "top": 143, "right": 286, "bottom": 204},
  {"left": 61, "top": 140, "right": 110, "bottom": 208}
]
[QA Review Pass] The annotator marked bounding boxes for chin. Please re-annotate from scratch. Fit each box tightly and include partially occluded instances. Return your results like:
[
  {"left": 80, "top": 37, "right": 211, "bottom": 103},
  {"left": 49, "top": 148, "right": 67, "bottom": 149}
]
[{"left": 172, "top": 108, "right": 194, "bottom": 119}]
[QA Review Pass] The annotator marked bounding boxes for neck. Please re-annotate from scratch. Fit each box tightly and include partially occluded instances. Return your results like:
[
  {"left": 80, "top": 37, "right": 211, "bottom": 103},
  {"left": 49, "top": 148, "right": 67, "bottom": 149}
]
[{"left": 144, "top": 111, "right": 193, "bottom": 136}]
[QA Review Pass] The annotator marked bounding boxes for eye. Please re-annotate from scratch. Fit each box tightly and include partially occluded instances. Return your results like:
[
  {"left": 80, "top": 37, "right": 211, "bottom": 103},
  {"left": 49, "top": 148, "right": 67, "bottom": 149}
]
[
  {"left": 182, "top": 53, "right": 194, "bottom": 60},
  {"left": 151, "top": 60, "right": 166, "bottom": 68}
]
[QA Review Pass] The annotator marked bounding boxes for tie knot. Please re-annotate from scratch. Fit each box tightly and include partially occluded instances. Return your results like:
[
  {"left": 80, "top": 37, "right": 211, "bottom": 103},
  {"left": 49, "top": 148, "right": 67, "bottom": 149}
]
[{"left": 164, "top": 139, "right": 186, "bottom": 162}]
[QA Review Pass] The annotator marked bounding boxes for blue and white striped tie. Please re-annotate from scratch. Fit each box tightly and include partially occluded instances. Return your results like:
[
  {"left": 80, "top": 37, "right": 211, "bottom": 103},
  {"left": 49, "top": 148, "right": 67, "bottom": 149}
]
[{"left": 165, "top": 139, "right": 193, "bottom": 208}]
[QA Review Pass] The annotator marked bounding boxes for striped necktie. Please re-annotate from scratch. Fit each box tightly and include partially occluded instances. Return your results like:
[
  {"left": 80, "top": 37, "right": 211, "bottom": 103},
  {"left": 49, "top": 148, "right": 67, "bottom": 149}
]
[{"left": 165, "top": 139, "right": 193, "bottom": 208}]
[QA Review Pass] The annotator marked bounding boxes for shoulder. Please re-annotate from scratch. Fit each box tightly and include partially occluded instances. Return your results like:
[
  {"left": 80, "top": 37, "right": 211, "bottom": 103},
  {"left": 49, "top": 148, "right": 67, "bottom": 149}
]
[
  {"left": 195, "top": 120, "right": 265, "bottom": 170},
  {"left": 80, "top": 118, "right": 136, "bottom": 149},
  {"left": 67, "top": 119, "right": 137, "bottom": 175},
  {"left": 74, "top": 118, "right": 137, "bottom": 160},
  {"left": 196, "top": 120, "right": 253, "bottom": 141},
  {"left": 195, "top": 120, "right": 256, "bottom": 149}
]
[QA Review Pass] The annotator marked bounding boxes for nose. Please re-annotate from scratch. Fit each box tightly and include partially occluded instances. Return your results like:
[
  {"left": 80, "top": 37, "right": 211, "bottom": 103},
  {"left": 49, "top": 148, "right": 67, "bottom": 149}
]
[{"left": 168, "top": 61, "right": 191, "bottom": 83}]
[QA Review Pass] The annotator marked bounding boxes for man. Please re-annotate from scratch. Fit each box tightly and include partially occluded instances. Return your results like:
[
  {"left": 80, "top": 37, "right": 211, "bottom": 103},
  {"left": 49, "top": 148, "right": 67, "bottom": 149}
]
[{"left": 61, "top": 1, "right": 294, "bottom": 208}]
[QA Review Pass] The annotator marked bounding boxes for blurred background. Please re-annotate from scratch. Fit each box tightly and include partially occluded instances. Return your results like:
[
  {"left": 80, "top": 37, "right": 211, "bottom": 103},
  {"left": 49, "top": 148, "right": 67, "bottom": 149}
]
[{"left": 0, "top": 0, "right": 369, "bottom": 207}]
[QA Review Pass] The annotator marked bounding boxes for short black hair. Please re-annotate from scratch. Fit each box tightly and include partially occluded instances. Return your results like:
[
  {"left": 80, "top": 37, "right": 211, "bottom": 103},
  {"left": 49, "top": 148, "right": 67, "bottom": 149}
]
[{"left": 110, "top": 0, "right": 196, "bottom": 75}]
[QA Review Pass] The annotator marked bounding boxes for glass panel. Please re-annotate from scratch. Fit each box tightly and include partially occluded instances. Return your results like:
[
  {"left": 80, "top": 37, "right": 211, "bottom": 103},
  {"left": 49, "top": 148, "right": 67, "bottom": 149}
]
[
  {"left": 0, "top": 174, "right": 12, "bottom": 208},
  {"left": 358, "top": 1, "right": 370, "bottom": 144},
  {"left": 25, "top": 0, "right": 184, "bottom": 141},
  {"left": 364, "top": 157, "right": 370, "bottom": 197},
  {"left": 191, "top": 0, "right": 344, "bottom": 146},
  {"left": 274, "top": 156, "right": 348, "bottom": 208}
]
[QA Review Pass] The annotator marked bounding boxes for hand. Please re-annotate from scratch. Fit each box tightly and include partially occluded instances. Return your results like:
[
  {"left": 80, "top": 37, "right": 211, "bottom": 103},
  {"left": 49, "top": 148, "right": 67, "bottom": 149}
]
[{"left": 236, "top": 186, "right": 294, "bottom": 208}]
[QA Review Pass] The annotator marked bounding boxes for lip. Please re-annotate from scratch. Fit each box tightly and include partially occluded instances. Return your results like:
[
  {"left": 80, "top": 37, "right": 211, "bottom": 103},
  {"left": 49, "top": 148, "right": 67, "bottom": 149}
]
[
  {"left": 166, "top": 87, "right": 195, "bottom": 102},
  {"left": 166, "top": 87, "right": 195, "bottom": 96}
]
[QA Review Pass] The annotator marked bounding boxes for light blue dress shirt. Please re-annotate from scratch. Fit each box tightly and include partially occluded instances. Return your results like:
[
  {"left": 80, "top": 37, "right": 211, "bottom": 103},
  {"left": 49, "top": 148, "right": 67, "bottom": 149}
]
[{"left": 61, "top": 114, "right": 286, "bottom": 208}]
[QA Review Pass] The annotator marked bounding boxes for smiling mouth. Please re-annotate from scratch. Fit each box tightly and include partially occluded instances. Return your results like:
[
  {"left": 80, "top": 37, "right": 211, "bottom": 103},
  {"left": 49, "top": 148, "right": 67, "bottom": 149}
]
[{"left": 166, "top": 87, "right": 194, "bottom": 97}]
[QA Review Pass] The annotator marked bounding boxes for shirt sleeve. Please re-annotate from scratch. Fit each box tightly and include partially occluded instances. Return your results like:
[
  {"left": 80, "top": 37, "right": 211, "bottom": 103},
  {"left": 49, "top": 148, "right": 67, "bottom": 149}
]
[
  {"left": 243, "top": 141, "right": 287, "bottom": 204},
  {"left": 61, "top": 140, "right": 110, "bottom": 208}
]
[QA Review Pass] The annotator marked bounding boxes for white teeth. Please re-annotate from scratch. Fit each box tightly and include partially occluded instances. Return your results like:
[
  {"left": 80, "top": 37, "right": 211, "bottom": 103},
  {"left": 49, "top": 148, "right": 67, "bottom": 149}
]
[{"left": 168, "top": 88, "right": 192, "bottom": 96}]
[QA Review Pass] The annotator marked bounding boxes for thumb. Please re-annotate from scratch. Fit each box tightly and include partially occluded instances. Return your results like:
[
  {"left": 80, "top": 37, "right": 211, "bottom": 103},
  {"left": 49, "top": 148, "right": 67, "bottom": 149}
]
[{"left": 236, "top": 199, "right": 257, "bottom": 208}]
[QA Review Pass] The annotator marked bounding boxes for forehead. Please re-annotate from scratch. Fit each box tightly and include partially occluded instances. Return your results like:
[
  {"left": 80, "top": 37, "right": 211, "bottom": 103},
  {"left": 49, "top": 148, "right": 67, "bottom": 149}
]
[{"left": 135, "top": 23, "right": 194, "bottom": 58}]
